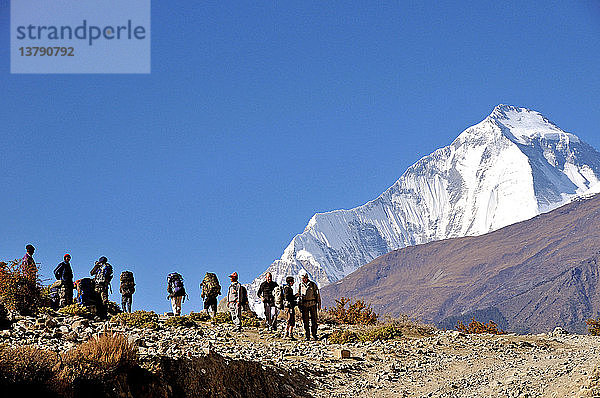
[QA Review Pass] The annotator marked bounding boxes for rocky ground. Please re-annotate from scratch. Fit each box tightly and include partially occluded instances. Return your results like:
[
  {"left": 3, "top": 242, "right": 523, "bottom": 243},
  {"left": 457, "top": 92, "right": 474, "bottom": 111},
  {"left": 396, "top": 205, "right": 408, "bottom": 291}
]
[{"left": 2, "top": 311, "right": 600, "bottom": 397}]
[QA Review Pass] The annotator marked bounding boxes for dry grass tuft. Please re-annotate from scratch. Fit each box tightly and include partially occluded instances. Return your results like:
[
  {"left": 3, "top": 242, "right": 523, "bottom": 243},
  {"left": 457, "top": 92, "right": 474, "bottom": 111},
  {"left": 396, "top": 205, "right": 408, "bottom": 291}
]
[
  {"left": 0, "top": 344, "right": 60, "bottom": 385},
  {"left": 61, "top": 331, "right": 137, "bottom": 381}
]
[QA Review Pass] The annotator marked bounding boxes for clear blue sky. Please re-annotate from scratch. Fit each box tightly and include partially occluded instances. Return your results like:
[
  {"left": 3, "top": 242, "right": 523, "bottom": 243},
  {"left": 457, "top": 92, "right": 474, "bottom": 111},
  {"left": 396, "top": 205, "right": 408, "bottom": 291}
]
[{"left": 1, "top": 1, "right": 599, "bottom": 314}]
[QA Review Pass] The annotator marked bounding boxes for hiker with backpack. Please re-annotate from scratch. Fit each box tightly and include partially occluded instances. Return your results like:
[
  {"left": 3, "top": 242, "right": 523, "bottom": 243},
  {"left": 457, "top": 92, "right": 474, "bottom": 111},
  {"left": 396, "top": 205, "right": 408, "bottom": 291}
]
[
  {"left": 227, "top": 272, "right": 246, "bottom": 331},
  {"left": 283, "top": 276, "right": 297, "bottom": 340},
  {"left": 120, "top": 271, "right": 135, "bottom": 313},
  {"left": 298, "top": 271, "right": 321, "bottom": 341},
  {"left": 53, "top": 253, "right": 74, "bottom": 307},
  {"left": 90, "top": 256, "right": 113, "bottom": 305},
  {"left": 167, "top": 272, "right": 186, "bottom": 316},
  {"left": 201, "top": 272, "right": 221, "bottom": 318},
  {"left": 257, "top": 272, "right": 280, "bottom": 331}
]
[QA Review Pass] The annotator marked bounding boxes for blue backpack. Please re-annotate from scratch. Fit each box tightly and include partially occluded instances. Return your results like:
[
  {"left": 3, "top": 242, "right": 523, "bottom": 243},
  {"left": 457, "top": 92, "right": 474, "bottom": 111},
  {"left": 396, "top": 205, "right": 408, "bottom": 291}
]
[{"left": 167, "top": 272, "right": 186, "bottom": 297}]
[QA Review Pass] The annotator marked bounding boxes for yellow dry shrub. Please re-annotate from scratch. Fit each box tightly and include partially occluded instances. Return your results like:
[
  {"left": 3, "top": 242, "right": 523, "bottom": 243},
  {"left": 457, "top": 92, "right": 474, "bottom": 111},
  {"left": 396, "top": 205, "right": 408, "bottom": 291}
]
[
  {"left": 61, "top": 331, "right": 137, "bottom": 381},
  {"left": 322, "top": 297, "right": 378, "bottom": 325},
  {"left": 456, "top": 317, "right": 505, "bottom": 335},
  {"left": 586, "top": 318, "right": 600, "bottom": 336},
  {"left": 0, "top": 344, "right": 60, "bottom": 385},
  {"left": 0, "top": 259, "right": 43, "bottom": 315}
]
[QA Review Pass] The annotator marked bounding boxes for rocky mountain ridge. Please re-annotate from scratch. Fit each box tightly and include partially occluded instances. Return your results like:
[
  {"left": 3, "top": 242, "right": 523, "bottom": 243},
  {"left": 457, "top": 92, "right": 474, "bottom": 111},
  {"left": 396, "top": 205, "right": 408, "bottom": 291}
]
[
  {"left": 321, "top": 193, "right": 600, "bottom": 334},
  {"left": 249, "top": 105, "right": 600, "bottom": 316}
]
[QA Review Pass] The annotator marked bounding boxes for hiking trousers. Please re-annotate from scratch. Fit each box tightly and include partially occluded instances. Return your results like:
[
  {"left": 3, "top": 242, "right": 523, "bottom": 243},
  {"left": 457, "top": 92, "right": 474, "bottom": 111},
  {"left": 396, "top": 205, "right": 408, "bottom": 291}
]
[
  {"left": 94, "top": 283, "right": 109, "bottom": 305},
  {"left": 300, "top": 304, "right": 318, "bottom": 339},
  {"left": 263, "top": 301, "right": 278, "bottom": 330},
  {"left": 204, "top": 297, "right": 217, "bottom": 317},
  {"left": 122, "top": 295, "right": 132, "bottom": 313},
  {"left": 229, "top": 302, "right": 242, "bottom": 330},
  {"left": 58, "top": 283, "right": 73, "bottom": 308},
  {"left": 171, "top": 295, "right": 183, "bottom": 316}
]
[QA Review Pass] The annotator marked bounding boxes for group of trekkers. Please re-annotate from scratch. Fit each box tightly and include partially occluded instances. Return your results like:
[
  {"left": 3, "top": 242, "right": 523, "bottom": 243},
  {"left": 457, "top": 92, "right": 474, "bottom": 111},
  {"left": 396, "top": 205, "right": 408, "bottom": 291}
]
[
  {"left": 167, "top": 269, "right": 322, "bottom": 341},
  {"left": 22, "top": 244, "right": 323, "bottom": 341},
  {"left": 22, "top": 245, "right": 136, "bottom": 315},
  {"left": 240, "top": 270, "right": 321, "bottom": 341}
]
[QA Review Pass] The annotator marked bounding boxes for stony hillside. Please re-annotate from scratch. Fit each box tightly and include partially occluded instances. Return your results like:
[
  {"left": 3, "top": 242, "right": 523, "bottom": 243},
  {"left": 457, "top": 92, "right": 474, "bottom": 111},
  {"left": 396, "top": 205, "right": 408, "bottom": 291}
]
[
  {"left": 321, "top": 193, "right": 600, "bottom": 334},
  {"left": 2, "top": 310, "right": 600, "bottom": 397}
]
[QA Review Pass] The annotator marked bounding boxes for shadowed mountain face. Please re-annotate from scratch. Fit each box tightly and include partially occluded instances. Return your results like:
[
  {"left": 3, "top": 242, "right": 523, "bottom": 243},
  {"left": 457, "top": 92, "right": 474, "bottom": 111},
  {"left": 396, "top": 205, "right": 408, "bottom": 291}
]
[{"left": 321, "top": 194, "right": 600, "bottom": 334}]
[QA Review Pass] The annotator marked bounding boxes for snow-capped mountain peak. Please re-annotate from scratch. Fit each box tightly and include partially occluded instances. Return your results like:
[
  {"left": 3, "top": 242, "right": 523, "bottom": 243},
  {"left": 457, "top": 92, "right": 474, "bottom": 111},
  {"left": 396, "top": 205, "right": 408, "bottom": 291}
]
[
  {"left": 487, "top": 104, "right": 580, "bottom": 145},
  {"left": 246, "top": 105, "right": 600, "bottom": 316}
]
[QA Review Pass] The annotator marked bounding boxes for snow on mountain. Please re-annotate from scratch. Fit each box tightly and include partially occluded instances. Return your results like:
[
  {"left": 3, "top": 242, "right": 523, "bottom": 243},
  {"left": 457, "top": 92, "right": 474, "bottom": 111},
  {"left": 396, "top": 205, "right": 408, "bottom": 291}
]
[{"left": 248, "top": 105, "right": 600, "bottom": 316}]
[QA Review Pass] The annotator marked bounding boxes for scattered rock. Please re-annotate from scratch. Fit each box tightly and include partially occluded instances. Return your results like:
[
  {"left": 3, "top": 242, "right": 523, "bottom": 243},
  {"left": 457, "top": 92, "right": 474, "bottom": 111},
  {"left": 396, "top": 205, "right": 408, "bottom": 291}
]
[{"left": 335, "top": 349, "right": 351, "bottom": 359}]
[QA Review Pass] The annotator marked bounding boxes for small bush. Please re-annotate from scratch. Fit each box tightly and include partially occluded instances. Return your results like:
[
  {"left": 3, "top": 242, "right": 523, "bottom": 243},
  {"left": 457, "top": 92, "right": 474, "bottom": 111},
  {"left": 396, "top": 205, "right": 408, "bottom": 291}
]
[
  {"left": 61, "top": 332, "right": 137, "bottom": 381},
  {"left": 587, "top": 318, "right": 600, "bottom": 336},
  {"left": 456, "top": 317, "right": 505, "bottom": 335},
  {"left": 0, "top": 259, "right": 43, "bottom": 315},
  {"left": 322, "top": 297, "right": 378, "bottom": 325},
  {"left": 37, "top": 306, "right": 58, "bottom": 316},
  {"left": 328, "top": 330, "right": 358, "bottom": 344},
  {"left": 0, "top": 344, "right": 60, "bottom": 386},
  {"left": 359, "top": 325, "right": 403, "bottom": 342},
  {"left": 241, "top": 311, "right": 261, "bottom": 328},
  {"left": 212, "top": 312, "right": 232, "bottom": 324},
  {"left": 164, "top": 315, "right": 197, "bottom": 328},
  {"left": 113, "top": 310, "right": 159, "bottom": 329},
  {"left": 381, "top": 314, "right": 436, "bottom": 338},
  {"left": 188, "top": 311, "right": 211, "bottom": 323},
  {"left": 106, "top": 301, "right": 121, "bottom": 315},
  {"left": 59, "top": 304, "right": 96, "bottom": 319}
]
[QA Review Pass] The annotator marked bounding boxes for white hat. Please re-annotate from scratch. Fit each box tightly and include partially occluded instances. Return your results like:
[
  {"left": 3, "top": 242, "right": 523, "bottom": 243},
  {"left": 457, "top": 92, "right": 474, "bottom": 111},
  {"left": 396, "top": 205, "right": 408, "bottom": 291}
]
[{"left": 298, "top": 270, "right": 308, "bottom": 278}]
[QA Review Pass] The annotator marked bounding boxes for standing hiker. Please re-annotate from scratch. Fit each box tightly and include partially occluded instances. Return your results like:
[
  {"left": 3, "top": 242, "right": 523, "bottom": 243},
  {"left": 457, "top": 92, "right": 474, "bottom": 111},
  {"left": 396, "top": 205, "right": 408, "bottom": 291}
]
[
  {"left": 298, "top": 271, "right": 321, "bottom": 341},
  {"left": 21, "top": 244, "right": 37, "bottom": 280},
  {"left": 90, "top": 256, "right": 113, "bottom": 305},
  {"left": 227, "top": 272, "right": 245, "bottom": 331},
  {"left": 201, "top": 272, "right": 221, "bottom": 318},
  {"left": 120, "top": 271, "right": 135, "bottom": 313},
  {"left": 283, "top": 276, "right": 297, "bottom": 340},
  {"left": 167, "top": 272, "right": 186, "bottom": 316},
  {"left": 257, "top": 272, "right": 279, "bottom": 331},
  {"left": 53, "top": 253, "right": 74, "bottom": 307}
]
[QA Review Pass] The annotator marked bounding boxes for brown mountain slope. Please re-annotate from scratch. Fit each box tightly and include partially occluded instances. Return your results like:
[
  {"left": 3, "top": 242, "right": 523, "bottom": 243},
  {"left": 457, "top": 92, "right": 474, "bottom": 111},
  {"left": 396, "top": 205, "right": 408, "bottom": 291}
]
[{"left": 321, "top": 194, "right": 600, "bottom": 333}]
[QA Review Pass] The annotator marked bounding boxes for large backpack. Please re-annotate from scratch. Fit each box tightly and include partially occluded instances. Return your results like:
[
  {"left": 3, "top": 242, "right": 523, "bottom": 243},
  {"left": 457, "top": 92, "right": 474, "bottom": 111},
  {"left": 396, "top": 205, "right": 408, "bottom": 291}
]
[
  {"left": 239, "top": 285, "right": 249, "bottom": 307},
  {"left": 167, "top": 272, "right": 186, "bottom": 297},
  {"left": 53, "top": 263, "right": 63, "bottom": 281},
  {"left": 273, "top": 285, "right": 283, "bottom": 309},
  {"left": 201, "top": 272, "right": 221, "bottom": 299},
  {"left": 76, "top": 278, "right": 96, "bottom": 306},
  {"left": 120, "top": 271, "right": 135, "bottom": 295},
  {"left": 95, "top": 263, "right": 113, "bottom": 284}
]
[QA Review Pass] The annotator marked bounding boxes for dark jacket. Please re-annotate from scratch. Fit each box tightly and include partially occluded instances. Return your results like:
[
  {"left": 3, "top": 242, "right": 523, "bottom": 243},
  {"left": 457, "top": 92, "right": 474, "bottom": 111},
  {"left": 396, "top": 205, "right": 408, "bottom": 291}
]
[
  {"left": 283, "top": 284, "right": 296, "bottom": 308},
  {"left": 54, "top": 261, "right": 73, "bottom": 284},
  {"left": 257, "top": 281, "right": 278, "bottom": 305}
]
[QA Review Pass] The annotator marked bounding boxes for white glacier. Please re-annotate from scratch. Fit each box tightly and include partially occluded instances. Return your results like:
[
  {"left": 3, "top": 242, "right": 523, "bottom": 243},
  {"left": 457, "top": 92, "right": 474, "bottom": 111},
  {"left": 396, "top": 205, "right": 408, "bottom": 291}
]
[{"left": 247, "top": 105, "right": 600, "bottom": 316}]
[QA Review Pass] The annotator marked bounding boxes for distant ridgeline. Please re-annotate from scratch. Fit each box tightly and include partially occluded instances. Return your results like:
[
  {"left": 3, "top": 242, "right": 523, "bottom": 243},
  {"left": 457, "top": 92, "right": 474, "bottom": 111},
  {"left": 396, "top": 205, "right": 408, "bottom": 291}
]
[{"left": 321, "top": 193, "right": 600, "bottom": 334}]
